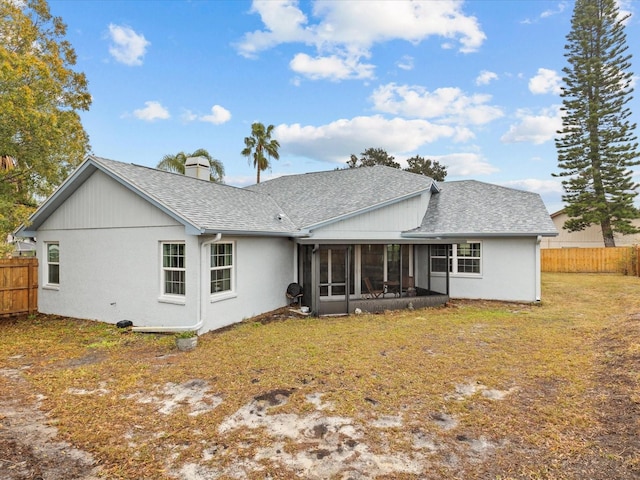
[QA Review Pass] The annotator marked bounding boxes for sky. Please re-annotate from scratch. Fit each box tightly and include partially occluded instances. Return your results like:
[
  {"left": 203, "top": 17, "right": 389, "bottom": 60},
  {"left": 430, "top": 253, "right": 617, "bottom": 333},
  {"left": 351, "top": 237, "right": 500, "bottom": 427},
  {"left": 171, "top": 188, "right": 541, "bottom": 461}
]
[{"left": 47, "top": 0, "right": 640, "bottom": 214}]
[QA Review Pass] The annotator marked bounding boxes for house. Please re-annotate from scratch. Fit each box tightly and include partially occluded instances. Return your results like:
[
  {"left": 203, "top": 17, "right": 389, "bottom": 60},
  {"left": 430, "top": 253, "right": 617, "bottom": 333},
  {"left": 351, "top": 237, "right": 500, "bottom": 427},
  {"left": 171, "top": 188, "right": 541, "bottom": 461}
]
[
  {"left": 541, "top": 209, "right": 640, "bottom": 248},
  {"left": 16, "top": 155, "right": 557, "bottom": 333}
]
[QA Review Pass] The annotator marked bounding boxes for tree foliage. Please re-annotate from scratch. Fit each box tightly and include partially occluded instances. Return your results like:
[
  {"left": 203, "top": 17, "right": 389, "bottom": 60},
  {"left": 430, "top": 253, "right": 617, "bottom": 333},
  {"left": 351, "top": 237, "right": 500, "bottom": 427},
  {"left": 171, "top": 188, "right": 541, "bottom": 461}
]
[
  {"left": 405, "top": 155, "right": 448, "bottom": 181},
  {"left": 157, "top": 148, "right": 225, "bottom": 183},
  {"left": 346, "top": 148, "right": 447, "bottom": 181},
  {"left": 0, "top": 0, "right": 91, "bottom": 244},
  {"left": 347, "top": 148, "right": 400, "bottom": 169},
  {"left": 554, "top": 0, "right": 639, "bottom": 247},
  {"left": 241, "top": 122, "right": 280, "bottom": 184}
]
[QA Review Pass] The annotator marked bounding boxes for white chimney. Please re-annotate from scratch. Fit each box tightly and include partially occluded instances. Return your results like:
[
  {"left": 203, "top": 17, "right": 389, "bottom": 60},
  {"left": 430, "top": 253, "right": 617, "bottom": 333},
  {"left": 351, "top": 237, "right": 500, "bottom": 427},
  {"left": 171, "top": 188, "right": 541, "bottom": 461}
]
[{"left": 184, "top": 156, "right": 210, "bottom": 180}]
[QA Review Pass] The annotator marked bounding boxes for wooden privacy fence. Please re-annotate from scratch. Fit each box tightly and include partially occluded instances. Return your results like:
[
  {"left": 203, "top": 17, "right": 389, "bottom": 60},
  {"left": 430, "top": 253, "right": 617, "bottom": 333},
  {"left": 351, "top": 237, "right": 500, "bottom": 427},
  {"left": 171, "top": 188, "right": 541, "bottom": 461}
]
[
  {"left": 541, "top": 246, "right": 640, "bottom": 275},
  {"left": 0, "top": 257, "right": 38, "bottom": 316}
]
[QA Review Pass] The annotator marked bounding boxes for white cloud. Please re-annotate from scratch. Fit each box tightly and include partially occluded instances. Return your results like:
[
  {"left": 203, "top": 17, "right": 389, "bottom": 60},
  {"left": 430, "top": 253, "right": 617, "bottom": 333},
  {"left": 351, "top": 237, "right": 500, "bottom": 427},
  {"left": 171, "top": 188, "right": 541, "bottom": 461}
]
[
  {"left": 476, "top": 70, "right": 498, "bottom": 86},
  {"left": 274, "top": 115, "right": 466, "bottom": 164},
  {"left": 430, "top": 152, "right": 499, "bottom": 176},
  {"left": 200, "top": 105, "right": 232, "bottom": 124},
  {"left": 237, "top": 0, "right": 486, "bottom": 81},
  {"left": 181, "top": 105, "right": 232, "bottom": 124},
  {"left": 616, "top": 0, "right": 634, "bottom": 23},
  {"left": 502, "top": 178, "right": 563, "bottom": 195},
  {"left": 501, "top": 106, "right": 562, "bottom": 145},
  {"left": 522, "top": 1, "right": 567, "bottom": 23},
  {"left": 529, "top": 68, "right": 562, "bottom": 95},
  {"left": 132, "top": 101, "right": 170, "bottom": 121},
  {"left": 371, "top": 83, "right": 504, "bottom": 126},
  {"left": 107, "top": 24, "right": 150, "bottom": 66},
  {"left": 540, "top": 2, "right": 567, "bottom": 19},
  {"left": 397, "top": 55, "right": 414, "bottom": 71},
  {"left": 290, "top": 53, "right": 374, "bottom": 81}
]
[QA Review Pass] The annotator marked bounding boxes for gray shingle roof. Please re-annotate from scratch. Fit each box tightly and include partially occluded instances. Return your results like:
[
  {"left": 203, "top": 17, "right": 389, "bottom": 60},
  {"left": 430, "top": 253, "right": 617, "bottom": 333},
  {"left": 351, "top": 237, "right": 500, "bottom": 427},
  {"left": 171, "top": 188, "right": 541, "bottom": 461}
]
[
  {"left": 246, "top": 165, "right": 435, "bottom": 228},
  {"left": 19, "top": 157, "right": 557, "bottom": 239},
  {"left": 92, "top": 156, "right": 298, "bottom": 234},
  {"left": 406, "top": 180, "right": 557, "bottom": 237}
]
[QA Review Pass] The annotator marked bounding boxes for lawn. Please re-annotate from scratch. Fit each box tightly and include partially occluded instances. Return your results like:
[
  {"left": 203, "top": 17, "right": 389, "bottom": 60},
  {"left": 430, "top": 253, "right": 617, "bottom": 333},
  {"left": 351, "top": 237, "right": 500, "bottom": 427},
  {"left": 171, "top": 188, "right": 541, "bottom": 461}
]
[{"left": 0, "top": 273, "right": 638, "bottom": 479}]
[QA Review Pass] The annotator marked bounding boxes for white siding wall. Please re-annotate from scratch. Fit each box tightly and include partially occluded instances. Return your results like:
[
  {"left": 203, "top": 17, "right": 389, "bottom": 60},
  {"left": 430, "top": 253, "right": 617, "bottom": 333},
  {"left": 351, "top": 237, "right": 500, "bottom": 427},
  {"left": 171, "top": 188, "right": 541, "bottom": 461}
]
[
  {"left": 311, "top": 193, "right": 430, "bottom": 241},
  {"left": 37, "top": 225, "right": 200, "bottom": 326},
  {"left": 416, "top": 237, "right": 540, "bottom": 302},
  {"left": 40, "top": 170, "right": 181, "bottom": 230},
  {"left": 201, "top": 236, "right": 294, "bottom": 331},
  {"left": 36, "top": 170, "right": 296, "bottom": 332}
]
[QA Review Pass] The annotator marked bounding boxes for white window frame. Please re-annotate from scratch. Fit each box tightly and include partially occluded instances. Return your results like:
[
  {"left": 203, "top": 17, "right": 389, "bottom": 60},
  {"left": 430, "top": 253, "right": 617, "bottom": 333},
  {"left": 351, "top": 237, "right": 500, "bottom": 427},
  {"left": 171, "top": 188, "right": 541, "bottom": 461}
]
[
  {"left": 44, "top": 242, "right": 60, "bottom": 289},
  {"left": 210, "top": 242, "right": 235, "bottom": 299},
  {"left": 160, "top": 242, "right": 186, "bottom": 303},
  {"left": 431, "top": 242, "right": 482, "bottom": 276}
]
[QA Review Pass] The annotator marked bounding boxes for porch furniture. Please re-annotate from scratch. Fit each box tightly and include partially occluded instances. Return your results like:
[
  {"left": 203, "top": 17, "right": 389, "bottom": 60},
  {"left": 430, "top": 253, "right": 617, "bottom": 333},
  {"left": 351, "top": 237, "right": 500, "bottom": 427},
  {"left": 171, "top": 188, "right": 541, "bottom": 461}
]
[
  {"left": 383, "top": 280, "right": 400, "bottom": 297},
  {"left": 286, "top": 283, "right": 303, "bottom": 306},
  {"left": 364, "top": 277, "right": 384, "bottom": 298}
]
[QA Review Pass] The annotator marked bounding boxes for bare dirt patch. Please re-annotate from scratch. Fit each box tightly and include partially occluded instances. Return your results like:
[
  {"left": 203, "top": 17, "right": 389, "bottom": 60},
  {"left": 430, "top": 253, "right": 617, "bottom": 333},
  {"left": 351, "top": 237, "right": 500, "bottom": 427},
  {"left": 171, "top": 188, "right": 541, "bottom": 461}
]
[{"left": 0, "top": 372, "right": 100, "bottom": 480}]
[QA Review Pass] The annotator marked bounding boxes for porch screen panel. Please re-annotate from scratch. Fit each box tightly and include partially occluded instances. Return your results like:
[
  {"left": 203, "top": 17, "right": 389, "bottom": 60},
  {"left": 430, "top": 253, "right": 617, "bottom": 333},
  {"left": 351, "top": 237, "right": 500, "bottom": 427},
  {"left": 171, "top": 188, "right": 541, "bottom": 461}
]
[
  {"left": 387, "top": 244, "right": 401, "bottom": 284},
  {"left": 319, "top": 249, "right": 328, "bottom": 297},
  {"left": 361, "top": 244, "right": 384, "bottom": 292},
  {"left": 331, "top": 248, "right": 346, "bottom": 296}
]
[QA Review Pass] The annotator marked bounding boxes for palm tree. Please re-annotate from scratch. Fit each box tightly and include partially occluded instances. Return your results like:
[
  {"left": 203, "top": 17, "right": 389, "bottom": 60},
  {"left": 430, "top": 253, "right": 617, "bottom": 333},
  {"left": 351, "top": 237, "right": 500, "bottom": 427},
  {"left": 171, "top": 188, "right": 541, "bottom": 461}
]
[
  {"left": 241, "top": 122, "right": 280, "bottom": 184},
  {"left": 157, "top": 148, "right": 224, "bottom": 183}
]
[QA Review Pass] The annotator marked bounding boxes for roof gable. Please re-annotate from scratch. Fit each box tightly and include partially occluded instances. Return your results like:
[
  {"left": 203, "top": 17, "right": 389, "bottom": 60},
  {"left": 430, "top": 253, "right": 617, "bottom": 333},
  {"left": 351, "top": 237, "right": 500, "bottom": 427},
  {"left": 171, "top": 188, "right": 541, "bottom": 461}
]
[
  {"left": 246, "top": 166, "right": 436, "bottom": 229},
  {"left": 18, "top": 156, "right": 298, "bottom": 237}
]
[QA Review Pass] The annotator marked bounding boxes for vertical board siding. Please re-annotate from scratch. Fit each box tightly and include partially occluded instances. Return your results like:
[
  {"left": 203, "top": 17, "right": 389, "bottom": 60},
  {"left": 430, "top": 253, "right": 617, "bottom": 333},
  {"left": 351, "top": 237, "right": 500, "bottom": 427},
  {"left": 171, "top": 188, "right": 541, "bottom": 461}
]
[
  {"left": 541, "top": 247, "right": 638, "bottom": 275},
  {"left": 0, "top": 258, "right": 38, "bottom": 316}
]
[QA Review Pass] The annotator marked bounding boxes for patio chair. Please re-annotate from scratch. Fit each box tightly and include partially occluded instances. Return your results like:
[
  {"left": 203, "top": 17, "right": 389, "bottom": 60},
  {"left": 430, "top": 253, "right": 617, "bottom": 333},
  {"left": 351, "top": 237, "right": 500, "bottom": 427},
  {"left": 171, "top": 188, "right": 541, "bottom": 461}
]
[{"left": 364, "top": 277, "right": 384, "bottom": 299}]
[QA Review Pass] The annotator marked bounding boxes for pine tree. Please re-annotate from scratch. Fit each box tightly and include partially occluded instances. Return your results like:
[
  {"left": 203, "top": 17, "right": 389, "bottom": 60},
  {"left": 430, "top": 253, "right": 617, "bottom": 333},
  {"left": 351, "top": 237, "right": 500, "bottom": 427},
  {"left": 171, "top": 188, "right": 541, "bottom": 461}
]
[{"left": 554, "top": 0, "right": 639, "bottom": 247}]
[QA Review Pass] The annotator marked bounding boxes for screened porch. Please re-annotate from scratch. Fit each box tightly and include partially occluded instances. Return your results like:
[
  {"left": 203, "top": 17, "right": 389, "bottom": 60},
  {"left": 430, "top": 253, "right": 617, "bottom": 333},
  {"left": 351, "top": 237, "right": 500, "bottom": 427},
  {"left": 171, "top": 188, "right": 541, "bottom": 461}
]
[{"left": 298, "top": 243, "right": 455, "bottom": 316}]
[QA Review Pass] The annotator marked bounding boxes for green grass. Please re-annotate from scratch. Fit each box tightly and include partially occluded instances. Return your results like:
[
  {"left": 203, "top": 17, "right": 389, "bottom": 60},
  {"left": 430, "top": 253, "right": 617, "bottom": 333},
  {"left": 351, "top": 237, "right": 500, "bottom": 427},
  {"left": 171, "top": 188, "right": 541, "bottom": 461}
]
[{"left": 1, "top": 273, "right": 639, "bottom": 479}]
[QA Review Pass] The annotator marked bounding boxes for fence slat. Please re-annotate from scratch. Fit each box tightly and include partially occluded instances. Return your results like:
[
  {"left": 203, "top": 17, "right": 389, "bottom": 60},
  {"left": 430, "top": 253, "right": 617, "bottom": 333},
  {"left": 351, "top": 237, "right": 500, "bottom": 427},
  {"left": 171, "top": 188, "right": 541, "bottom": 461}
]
[
  {"left": 0, "top": 257, "right": 38, "bottom": 316},
  {"left": 541, "top": 246, "right": 637, "bottom": 274}
]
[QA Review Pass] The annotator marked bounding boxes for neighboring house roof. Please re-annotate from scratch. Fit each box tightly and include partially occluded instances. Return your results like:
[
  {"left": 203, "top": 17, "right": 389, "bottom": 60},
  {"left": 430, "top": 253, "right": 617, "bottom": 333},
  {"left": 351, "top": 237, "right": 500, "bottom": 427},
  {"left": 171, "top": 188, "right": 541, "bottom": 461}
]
[
  {"left": 18, "top": 156, "right": 298, "bottom": 237},
  {"left": 405, "top": 180, "right": 558, "bottom": 238},
  {"left": 246, "top": 165, "right": 438, "bottom": 229}
]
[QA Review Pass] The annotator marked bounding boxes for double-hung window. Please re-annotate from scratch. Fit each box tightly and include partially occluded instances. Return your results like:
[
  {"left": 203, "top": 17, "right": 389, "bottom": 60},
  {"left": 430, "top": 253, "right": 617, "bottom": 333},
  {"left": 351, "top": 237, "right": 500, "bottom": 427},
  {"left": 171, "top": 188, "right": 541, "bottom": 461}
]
[
  {"left": 210, "top": 243, "right": 233, "bottom": 295},
  {"left": 162, "top": 242, "right": 185, "bottom": 296},
  {"left": 431, "top": 242, "right": 481, "bottom": 275},
  {"left": 46, "top": 242, "right": 60, "bottom": 286}
]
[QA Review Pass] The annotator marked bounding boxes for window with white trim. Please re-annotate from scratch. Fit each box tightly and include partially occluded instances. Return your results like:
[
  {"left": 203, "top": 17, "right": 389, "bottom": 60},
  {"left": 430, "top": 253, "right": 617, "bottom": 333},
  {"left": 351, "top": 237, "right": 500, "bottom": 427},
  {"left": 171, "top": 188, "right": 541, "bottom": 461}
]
[
  {"left": 431, "top": 242, "right": 481, "bottom": 275},
  {"left": 162, "top": 243, "right": 185, "bottom": 296},
  {"left": 210, "top": 242, "right": 233, "bottom": 294},
  {"left": 46, "top": 242, "right": 60, "bottom": 285}
]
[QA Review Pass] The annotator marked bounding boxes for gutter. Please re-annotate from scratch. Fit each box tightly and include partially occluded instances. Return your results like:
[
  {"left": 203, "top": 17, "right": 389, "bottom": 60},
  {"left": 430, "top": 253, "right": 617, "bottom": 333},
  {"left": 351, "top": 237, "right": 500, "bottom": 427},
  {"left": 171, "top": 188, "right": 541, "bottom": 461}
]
[
  {"left": 401, "top": 231, "right": 558, "bottom": 239},
  {"left": 132, "top": 233, "right": 223, "bottom": 334}
]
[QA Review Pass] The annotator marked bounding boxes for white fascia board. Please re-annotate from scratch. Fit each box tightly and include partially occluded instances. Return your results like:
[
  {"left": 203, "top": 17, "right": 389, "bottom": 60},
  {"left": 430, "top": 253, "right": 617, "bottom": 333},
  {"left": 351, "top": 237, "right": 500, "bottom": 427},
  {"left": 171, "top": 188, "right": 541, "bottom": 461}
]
[{"left": 200, "top": 228, "right": 310, "bottom": 238}]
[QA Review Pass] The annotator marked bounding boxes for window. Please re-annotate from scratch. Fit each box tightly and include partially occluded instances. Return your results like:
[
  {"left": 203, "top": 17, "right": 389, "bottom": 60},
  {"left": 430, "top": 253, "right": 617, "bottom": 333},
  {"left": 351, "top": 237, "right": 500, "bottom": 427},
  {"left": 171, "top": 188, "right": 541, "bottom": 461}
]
[
  {"left": 46, "top": 243, "right": 59, "bottom": 285},
  {"left": 210, "top": 243, "right": 233, "bottom": 294},
  {"left": 431, "top": 242, "right": 481, "bottom": 275},
  {"left": 162, "top": 243, "right": 185, "bottom": 296}
]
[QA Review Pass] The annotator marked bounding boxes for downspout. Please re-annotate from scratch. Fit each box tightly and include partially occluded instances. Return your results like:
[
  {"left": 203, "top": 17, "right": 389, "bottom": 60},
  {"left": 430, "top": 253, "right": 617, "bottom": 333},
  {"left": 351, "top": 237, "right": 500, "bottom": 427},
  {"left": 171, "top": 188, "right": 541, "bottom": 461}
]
[
  {"left": 133, "top": 233, "right": 222, "bottom": 333},
  {"left": 535, "top": 235, "right": 542, "bottom": 302}
]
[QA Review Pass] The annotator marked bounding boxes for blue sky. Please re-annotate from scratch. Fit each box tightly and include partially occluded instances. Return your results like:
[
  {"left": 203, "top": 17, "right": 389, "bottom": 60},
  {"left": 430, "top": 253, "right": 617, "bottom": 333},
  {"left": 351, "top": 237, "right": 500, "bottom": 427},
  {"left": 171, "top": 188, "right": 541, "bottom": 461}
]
[{"left": 49, "top": 0, "right": 640, "bottom": 213}]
